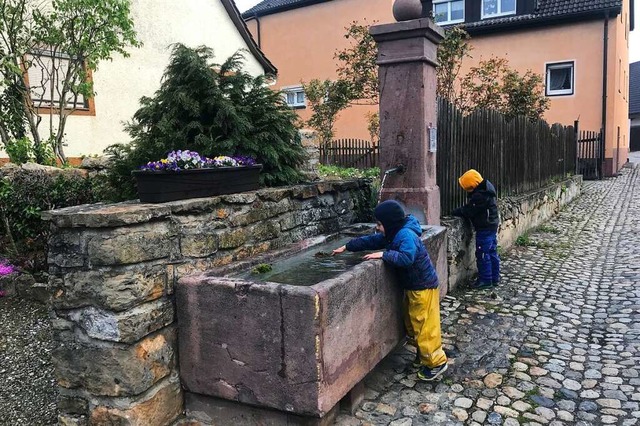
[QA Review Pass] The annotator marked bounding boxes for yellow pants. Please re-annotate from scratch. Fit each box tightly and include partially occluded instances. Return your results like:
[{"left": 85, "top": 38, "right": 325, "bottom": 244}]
[{"left": 404, "top": 288, "right": 448, "bottom": 368}]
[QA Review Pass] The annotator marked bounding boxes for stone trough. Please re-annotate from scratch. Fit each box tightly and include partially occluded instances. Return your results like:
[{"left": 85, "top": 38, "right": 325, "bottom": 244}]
[{"left": 176, "top": 224, "right": 447, "bottom": 424}]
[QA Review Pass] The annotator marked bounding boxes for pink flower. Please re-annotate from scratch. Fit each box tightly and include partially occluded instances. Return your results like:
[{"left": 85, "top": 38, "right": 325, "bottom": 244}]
[{"left": 0, "top": 263, "right": 15, "bottom": 276}]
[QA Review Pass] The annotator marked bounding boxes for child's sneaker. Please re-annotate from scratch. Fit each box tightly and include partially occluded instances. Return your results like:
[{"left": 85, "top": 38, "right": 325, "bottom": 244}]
[
  {"left": 417, "top": 363, "right": 448, "bottom": 381},
  {"left": 471, "top": 281, "right": 493, "bottom": 290}
]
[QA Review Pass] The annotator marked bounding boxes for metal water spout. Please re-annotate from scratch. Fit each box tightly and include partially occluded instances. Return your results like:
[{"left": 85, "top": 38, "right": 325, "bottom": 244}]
[
  {"left": 383, "top": 164, "right": 406, "bottom": 176},
  {"left": 378, "top": 164, "right": 406, "bottom": 204}
]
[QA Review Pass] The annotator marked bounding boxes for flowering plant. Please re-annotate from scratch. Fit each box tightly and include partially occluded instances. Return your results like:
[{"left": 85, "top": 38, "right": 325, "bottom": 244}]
[
  {"left": 139, "top": 150, "right": 257, "bottom": 172},
  {"left": 0, "top": 260, "right": 15, "bottom": 297},
  {"left": 0, "top": 260, "right": 14, "bottom": 276}
]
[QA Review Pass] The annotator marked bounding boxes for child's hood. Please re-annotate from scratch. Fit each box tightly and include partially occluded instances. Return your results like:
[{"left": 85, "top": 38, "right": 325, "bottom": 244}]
[
  {"left": 402, "top": 215, "right": 423, "bottom": 236},
  {"left": 478, "top": 180, "right": 497, "bottom": 197}
]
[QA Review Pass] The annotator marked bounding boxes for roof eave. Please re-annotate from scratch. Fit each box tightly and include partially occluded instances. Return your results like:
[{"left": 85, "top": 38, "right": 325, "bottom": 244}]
[
  {"left": 242, "top": 0, "right": 332, "bottom": 19},
  {"left": 454, "top": 6, "right": 623, "bottom": 36},
  {"left": 220, "top": 0, "right": 277, "bottom": 75}
]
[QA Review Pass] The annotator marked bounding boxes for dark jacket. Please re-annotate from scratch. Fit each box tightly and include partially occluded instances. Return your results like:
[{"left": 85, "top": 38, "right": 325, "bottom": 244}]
[
  {"left": 452, "top": 179, "right": 500, "bottom": 231},
  {"left": 345, "top": 215, "right": 439, "bottom": 290}
]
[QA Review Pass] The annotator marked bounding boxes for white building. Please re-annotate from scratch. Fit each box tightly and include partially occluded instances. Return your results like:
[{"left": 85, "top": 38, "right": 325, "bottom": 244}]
[{"left": 1, "top": 0, "right": 275, "bottom": 161}]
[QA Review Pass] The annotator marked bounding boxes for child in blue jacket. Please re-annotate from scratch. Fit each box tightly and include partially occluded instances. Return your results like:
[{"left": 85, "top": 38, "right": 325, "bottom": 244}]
[{"left": 332, "top": 200, "right": 448, "bottom": 381}]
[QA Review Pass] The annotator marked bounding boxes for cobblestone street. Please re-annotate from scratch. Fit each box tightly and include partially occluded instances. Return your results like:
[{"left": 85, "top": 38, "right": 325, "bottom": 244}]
[
  {"left": 336, "top": 166, "right": 640, "bottom": 426},
  {"left": 1, "top": 168, "right": 639, "bottom": 425}
]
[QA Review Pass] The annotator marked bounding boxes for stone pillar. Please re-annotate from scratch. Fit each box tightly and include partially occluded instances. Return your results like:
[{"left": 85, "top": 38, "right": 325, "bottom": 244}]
[
  {"left": 43, "top": 205, "right": 184, "bottom": 425},
  {"left": 370, "top": 18, "right": 444, "bottom": 225}
]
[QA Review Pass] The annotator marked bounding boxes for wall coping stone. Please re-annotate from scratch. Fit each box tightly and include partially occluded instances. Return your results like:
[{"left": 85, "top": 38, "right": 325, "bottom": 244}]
[{"left": 41, "top": 180, "right": 368, "bottom": 229}]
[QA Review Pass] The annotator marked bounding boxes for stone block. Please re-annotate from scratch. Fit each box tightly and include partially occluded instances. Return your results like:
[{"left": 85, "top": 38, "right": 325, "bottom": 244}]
[
  {"left": 249, "top": 221, "right": 281, "bottom": 241},
  {"left": 66, "top": 298, "right": 175, "bottom": 344},
  {"left": 185, "top": 392, "right": 339, "bottom": 426},
  {"left": 51, "top": 263, "right": 167, "bottom": 312},
  {"left": 177, "top": 265, "right": 403, "bottom": 417},
  {"left": 229, "top": 199, "right": 292, "bottom": 227},
  {"left": 164, "top": 197, "right": 223, "bottom": 214},
  {"left": 58, "top": 414, "right": 88, "bottom": 426},
  {"left": 257, "top": 187, "right": 293, "bottom": 202},
  {"left": 279, "top": 212, "right": 306, "bottom": 231},
  {"left": 48, "top": 230, "right": 85, "bottom": 267},
  {"left": 176, "top": 225, "right": 447, "bottom": 417},
  {"left": 42, "top": 202, "right": 171, "bottom": 228},
  {"left": 89, "top": 375, "right": 183, "bottom": 426},
  {"left": 87, "top": 222, "right": 175, "bottom": 266},
  {"left": 217, "top": 228, "right": 248, "bottom": 249},
  {"left": 180, "top": 233, "right": 219, "bottom": 258},
  {"left": 58, "top": 393, "right": 89, "bottom": 415},
  {"left": 292, "top": 185, "right": 319, "bottom": 199},
  {"left": 53, "top": 326, "right": 176, "bottom": 397},
  {"left": 221, "top": 193, "right": 258, "bottom": 204}
]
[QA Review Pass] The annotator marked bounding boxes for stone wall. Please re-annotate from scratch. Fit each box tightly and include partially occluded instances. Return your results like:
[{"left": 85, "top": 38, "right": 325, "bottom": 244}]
[
  {"left": 42, "top": 180, "right": 373, "bottom": 425},
  {"left": 443, "top": 176, "right": 582, "bottom": 291}
]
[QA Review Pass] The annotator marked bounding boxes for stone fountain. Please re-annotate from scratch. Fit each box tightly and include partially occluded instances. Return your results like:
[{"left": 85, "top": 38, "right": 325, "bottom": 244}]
[{"left": 175, "top": 3, "right": 447, "bottom": 425}]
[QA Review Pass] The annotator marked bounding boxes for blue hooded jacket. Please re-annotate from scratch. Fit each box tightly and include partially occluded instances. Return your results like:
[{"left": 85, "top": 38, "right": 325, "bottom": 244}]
[{"left": 345, "top": 215, "right": 439, "bottom": 290}]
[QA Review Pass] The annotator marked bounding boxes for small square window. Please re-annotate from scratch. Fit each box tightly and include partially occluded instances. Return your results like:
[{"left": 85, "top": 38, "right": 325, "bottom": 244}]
[
  {"left": 434, "top": 0, "right": 465, "bottom": 25},
  {"left": 546, "top": 62, "right": 574, "bottom": 96},
  {"left": 283, "top": 86, "right": 305, "bottom": 108},
  {"left": 482, "top": 0, "right": 516, "bottom": 19}
]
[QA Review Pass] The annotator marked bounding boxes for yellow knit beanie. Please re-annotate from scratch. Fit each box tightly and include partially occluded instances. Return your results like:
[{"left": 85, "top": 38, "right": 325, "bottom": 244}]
[{"left": 458, "top": 169, "right": 483, "bottom": 192}]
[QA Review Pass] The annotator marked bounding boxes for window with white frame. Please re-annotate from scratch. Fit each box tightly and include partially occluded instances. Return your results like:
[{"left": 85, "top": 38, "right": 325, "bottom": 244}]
[
  {"left": 545, "top": 61, "right": 574, "bottom": 96},
  {"left": 433, "top": 0, "right": 464, "bottom": 24},
  {"left": 282, "top": 86, "right": 305, "bottom": 108},
  {"left": 26, "top": 49, "right": 90, "bottom": 111},
  {"left": 481, "top": 0, "right": 516, "bottom": 19}
]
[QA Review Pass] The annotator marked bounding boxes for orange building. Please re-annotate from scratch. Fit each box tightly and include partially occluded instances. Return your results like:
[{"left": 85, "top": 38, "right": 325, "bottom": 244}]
[{"left": 244, "top": 0, "right": 634, "bottom": 176}]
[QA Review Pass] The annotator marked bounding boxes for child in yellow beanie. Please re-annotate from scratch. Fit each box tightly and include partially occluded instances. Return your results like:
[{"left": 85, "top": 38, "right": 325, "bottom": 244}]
[{"left": 453, "top": 169, "right": 500, "bottom": 289}]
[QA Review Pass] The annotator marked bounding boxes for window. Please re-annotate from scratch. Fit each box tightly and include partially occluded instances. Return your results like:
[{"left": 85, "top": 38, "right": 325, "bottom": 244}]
[
  {"left": 25, "top": 49, "right": 93, "bottom": 114},
  {"left": 545, "top": 62, "right": 574, "bottom": 96},
  {"left": 433, "top": 0, "right": 464, "bottom": 24},
  {"left": 282, "top": 86, "right": 305, "bottom": 108},
  {"left": 619, "top": 59, "right": 622, "bottom": 93},
  {"left": 481, "top": 0, "right": 516, "bottom": 19}
]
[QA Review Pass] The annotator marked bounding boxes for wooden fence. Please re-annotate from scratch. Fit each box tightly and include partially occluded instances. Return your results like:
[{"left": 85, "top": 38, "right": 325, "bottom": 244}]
[
  {"left": 436, "top": 99, "right": 577, "bottom": 215},
  {"left": 319, "top": 138, "right": 379, "bottom": 169},
  {"left": 320, "top": 99, "right": 577, "bottom": 215},
  {"left": 576, "top": 129, "right": 603, "bottom": 180}
]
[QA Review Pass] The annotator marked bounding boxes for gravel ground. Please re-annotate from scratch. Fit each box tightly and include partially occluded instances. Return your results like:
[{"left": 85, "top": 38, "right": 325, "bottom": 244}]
[{"left": 0, "top": 297, "right": 57, "bottom": 425}]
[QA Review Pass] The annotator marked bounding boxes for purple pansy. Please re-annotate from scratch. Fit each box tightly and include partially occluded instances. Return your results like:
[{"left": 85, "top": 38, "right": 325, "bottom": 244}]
[{"left": 139, "top": 151, "right": 256, "bottom": 172}]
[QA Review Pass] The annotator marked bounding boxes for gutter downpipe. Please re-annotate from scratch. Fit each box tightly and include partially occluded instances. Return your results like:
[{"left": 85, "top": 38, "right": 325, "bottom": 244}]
[
  {"left": 254, "top": 13, "right": 262, "bottom": 48},
  {"left": 600, "top": 11, "right": 609, "bottom": 180}
]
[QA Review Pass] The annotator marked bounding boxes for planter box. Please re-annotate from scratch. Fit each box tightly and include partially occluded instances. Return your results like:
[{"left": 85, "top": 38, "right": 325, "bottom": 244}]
[{"left": 132, "top": 165, "right": 262, "bottom": 203}]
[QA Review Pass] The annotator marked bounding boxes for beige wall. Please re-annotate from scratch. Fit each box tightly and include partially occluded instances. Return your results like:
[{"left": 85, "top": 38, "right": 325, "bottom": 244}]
[
  {"left": 1, "top": 0, "right": 266, "bottom": 160},
  {"left": 246, "top": 0, "right": 393, "bottom": 141},
  {"left": 249, "top": 0, "right": 630, "bottom": 174}
]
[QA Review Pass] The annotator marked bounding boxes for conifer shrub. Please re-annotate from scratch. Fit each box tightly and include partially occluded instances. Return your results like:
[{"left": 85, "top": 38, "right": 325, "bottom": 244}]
[{"left": 106, "top": 44, "right": 305, "bottom": 200}]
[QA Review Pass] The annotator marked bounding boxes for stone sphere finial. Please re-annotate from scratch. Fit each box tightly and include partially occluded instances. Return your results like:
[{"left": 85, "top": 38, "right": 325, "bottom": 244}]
[{"left": 392, "top": 0, "right": 433, "bottom": 22}]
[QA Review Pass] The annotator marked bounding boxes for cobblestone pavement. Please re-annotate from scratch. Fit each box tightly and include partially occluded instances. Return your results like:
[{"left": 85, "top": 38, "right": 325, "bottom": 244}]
[{"left": 336, "top": 166, "right": 640, "bottom": 426}]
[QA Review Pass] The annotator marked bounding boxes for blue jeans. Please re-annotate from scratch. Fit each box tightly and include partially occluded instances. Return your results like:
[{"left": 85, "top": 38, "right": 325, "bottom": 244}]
[{"left": 476, "top": 230, "right": 500, "bottom": 283}]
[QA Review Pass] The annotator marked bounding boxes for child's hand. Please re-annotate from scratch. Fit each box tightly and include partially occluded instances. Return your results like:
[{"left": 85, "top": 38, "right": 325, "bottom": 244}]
[
  {"left": 363, "top": 252, "right": 384, "bottom": 260},
  {"left": 332, "top": 245, "right": 347, "bottom": 256}
]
